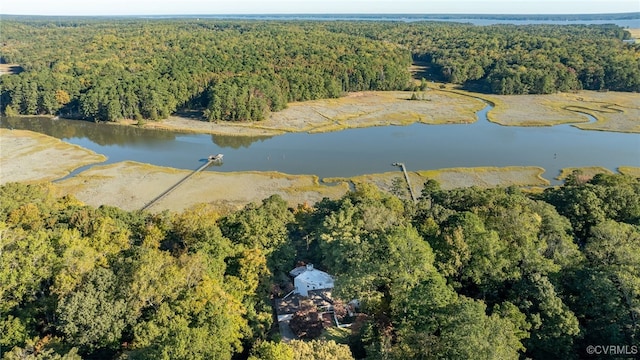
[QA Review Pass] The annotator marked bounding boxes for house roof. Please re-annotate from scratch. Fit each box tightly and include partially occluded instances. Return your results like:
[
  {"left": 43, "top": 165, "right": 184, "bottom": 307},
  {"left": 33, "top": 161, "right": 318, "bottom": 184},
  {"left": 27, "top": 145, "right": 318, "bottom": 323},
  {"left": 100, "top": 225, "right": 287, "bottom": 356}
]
[
  {"left": 294, "top": 265, "right": 334, "bottom": 288},
  {"left": 289, "top": 265, "right": 308, "bottom": 277}
]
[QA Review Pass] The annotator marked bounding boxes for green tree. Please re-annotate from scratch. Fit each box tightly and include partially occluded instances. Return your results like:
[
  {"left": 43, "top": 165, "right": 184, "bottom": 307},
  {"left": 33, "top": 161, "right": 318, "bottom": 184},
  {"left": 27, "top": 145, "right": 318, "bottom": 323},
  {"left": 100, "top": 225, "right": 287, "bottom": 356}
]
[
  {"left": 0, "top": 225, "right": 57, "bottom": 314},
  {"left": 56, "top": 267, "right": 129, "bottom": 352},
  {"left": 220, "top": 195, "right": 295, "bottom": 273},
  {"left": 391, "top": 271, "right": 526, "bottom": 360},
  {"left": 2, "top": 337, "right": 81, "bottom": 360},
  {"left": 248, "top": 341, "right": 294, "bottom": 360},
  {"left": 129, "top": 273, "right": 248, "bottom": 360},
  {"left": 123, "top": 247, "right": 186, "bottom": 316},
  {"left": 569, "top": 220, "right": 640, "bottom": 348},
  {"left": 0, "top": 315, "right": 30, "bottom": 350},
  {"left": 288, "top": 340, "right": 354, "bottom": 360},
  {"left": 509, "top": 273, "right": 580, "bottom": 359},
  {"left": 543, "top": 173, "right": 640, "bottom": 242}
]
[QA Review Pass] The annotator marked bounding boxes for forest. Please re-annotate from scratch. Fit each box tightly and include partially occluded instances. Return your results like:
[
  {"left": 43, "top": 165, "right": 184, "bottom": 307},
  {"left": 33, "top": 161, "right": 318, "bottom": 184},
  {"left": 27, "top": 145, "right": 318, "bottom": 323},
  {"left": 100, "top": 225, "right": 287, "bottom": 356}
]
[
  {"left": 1, "top": 172, "right": 639, "bottom": 359},
  {"left": 1, "top": 19, "right": 638, "bottom": 122}
]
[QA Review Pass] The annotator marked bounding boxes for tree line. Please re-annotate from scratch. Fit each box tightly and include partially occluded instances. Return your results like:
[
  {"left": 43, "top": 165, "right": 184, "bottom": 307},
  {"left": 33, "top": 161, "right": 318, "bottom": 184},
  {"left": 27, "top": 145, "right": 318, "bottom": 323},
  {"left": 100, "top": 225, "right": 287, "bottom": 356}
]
[
  {"left": 1, "top": 172, "right": 638, "bottom": 359},
  {"left": 325, "top": 22, "right": 639, "bottom": 94},
  {"left": 0, "top": 20, "right": 410, "bottom": 122},
  {"left": 1, "top": 19, "right": 638, "bottom": 122}
]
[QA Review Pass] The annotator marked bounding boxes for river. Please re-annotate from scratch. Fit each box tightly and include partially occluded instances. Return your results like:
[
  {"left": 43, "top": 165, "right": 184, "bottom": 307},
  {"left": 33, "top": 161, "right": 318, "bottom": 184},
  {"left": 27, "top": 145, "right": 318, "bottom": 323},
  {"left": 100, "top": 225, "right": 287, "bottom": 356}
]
[{"left": 2, "top": 103, "right": 638, "bottom": 184}]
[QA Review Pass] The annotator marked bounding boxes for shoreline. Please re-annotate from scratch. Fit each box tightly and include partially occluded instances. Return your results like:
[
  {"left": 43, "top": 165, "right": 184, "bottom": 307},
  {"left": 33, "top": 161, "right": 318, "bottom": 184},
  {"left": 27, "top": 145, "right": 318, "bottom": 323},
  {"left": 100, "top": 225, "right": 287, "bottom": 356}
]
[
  {"left": 53, "top": 162, "right": 554, "bottom": 212},
  {"left": 148, "top": 88, "right": 639, "bottom": 135},
  {"left": 141, "top": 89, "right": 486, "bottom": 136},
  {"left": 2, "top": 128, "right": 637, "bottom": 212},
  {"left": 10, "top": 89, "right": 637, "bottom": 136}
]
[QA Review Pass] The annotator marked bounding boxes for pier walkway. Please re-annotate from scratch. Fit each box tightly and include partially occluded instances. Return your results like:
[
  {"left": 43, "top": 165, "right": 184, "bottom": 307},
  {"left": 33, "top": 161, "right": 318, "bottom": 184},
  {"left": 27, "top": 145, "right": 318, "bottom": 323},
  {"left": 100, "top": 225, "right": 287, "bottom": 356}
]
[
  {"left": 393, "top": 162, "right": 417, "bottom": 203},
  {"left": 141, "top": 155, "right": 222, "bottom": 211}
]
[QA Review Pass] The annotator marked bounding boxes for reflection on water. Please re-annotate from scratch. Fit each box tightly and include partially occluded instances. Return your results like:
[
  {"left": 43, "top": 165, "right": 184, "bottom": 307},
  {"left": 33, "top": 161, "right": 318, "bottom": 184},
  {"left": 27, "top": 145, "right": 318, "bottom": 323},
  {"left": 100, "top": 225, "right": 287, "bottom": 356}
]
[
  {"left": 1, "top": 117, "right": 274, "bottom": 149},
  {"left": 211, "top": 134, "right": 274, "bottom": 149},
  {"left": 1, "top": 110, "right": 639, "bottom": 183},
  {"left": 1, "top": 117, "right": 176, "bottom": 146}
]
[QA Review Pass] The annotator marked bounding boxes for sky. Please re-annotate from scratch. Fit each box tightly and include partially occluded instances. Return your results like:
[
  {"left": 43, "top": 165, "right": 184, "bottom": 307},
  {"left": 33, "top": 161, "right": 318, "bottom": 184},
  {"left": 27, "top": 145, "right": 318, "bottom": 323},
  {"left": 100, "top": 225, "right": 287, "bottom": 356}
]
[{"left": 1, "top": 0, "right": 638, "bottom": 16}]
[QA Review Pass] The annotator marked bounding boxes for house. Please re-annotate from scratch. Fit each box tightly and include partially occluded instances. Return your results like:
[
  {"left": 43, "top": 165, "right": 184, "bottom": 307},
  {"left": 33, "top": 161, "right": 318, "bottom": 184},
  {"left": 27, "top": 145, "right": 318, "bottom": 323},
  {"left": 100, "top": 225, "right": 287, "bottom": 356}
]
[
  {"left": 275, "top": 264, "right": 335, "bottom": 341},
  {"left": 290, "top": 264, "right": 334, "bottom": 297},
  {"left": 275, "top": 265, "right": 357, "bottom": 341}
]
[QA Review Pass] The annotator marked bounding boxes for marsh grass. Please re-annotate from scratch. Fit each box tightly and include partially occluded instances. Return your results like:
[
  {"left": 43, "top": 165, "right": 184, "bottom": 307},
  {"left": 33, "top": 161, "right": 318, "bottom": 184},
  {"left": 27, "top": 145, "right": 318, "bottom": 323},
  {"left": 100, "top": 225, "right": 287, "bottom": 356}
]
[
  {"left": 618, "top": 166, "right": 640, "bottom": 177},
  {"left": 54, "top": 162, "right": 350, "bottom": 212},
  {"left": 556, "top": 167, "right": 614, "bottom": 181},
  {"left": 0, "top": 129, "right": 106, "bottom": 184},
  {"left": 416, "top": 166, "right": 549, "bottom": 189},
  {"left": 149, "top": 90, "right": 483, "bottom": 136},
  {"left": 627, "top": 29, "right": 640, "bottom": 39},
  {"left": 464, "top": 90, "right": 640, "bottom": 133},
  {"left": 325, "top": 166, "right": 549, "bottom": 195}
]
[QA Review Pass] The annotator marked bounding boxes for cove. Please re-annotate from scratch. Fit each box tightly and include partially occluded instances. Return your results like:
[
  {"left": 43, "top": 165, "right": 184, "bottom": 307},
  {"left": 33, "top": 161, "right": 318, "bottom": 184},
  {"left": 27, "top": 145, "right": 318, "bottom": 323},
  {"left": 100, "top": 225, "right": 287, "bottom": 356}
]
[{"left": 1, "top": 104, "right": 639, "bottom": 183}]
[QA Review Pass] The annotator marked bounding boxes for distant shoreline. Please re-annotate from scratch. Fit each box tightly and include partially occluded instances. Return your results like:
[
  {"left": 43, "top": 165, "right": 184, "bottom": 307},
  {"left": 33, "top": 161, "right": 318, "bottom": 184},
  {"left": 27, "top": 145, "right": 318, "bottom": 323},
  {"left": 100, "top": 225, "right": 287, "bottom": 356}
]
[
  {"left": 1, "top": 12, "right": 638, "bottom": 21},
  {"left": 2, "top": 13, "right": 637, "bottom": 28}
]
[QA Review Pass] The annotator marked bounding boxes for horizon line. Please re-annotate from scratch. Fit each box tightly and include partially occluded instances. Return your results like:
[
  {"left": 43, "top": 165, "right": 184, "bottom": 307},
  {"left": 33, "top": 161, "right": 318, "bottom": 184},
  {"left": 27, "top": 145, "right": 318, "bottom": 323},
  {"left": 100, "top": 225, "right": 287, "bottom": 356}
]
[{"left": 1, "top": 11, "right": 639, "bottom": 17}]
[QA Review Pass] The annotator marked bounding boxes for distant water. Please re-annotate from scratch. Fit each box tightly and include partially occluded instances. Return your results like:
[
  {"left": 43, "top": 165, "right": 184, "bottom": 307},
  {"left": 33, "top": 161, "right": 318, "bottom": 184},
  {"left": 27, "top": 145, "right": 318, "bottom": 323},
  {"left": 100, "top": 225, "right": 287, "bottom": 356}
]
[{"left": 138, "top": 14, "right": 640, "bottom": 27}]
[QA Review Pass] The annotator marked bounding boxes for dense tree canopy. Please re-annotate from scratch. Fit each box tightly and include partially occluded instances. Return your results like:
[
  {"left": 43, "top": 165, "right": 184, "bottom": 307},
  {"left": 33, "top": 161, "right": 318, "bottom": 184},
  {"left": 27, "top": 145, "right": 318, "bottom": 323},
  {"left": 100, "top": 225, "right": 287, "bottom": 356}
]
[
  {"left": 1, "top": 173, "right": 639, "bottom": 359},
  {"left": 328, "top": 22, "right": 639, "bottom": 94},
  {"left": 0, "top": 19, "right": 411, "bottom": 121},
  {"left": 1, "top": 19, "right": 638, "bottom": 122}
]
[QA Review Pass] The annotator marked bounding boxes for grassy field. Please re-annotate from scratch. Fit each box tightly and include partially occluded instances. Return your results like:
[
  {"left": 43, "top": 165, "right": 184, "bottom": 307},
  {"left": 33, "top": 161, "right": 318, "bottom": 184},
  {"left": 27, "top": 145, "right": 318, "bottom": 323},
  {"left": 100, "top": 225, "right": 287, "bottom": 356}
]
[
  {"left": 0, "top": 63, "right": 23, "bottom": 76},
  {"left": 415, "top": 166, "right": 549, "bottom": 189},
  {"left": 60, "top": 164, "right": 550, "bottom": 211},
  {"left": 553, "top": 166, "right": 640, "bottom": 184},
  {"left": 627, "top": 29, "right": 640, "bottom": 39}
]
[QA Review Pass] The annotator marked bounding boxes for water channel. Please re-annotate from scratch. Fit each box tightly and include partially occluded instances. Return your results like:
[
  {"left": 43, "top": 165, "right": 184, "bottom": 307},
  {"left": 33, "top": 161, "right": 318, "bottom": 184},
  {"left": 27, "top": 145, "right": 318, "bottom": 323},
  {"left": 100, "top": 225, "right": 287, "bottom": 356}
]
[{"left": 1, "top": 103, "right": 639, "bottom": 184}]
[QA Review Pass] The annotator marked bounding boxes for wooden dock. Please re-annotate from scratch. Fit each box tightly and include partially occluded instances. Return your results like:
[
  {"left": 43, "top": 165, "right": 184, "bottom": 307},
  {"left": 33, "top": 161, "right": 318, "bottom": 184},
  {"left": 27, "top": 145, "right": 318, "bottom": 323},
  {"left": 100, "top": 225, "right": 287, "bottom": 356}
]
[
  {"left": 141, "top": 155, "right": 222, "bottom": 211},
  {"left": 393, "top": 162, "right": 417, "bottom": 203}
]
